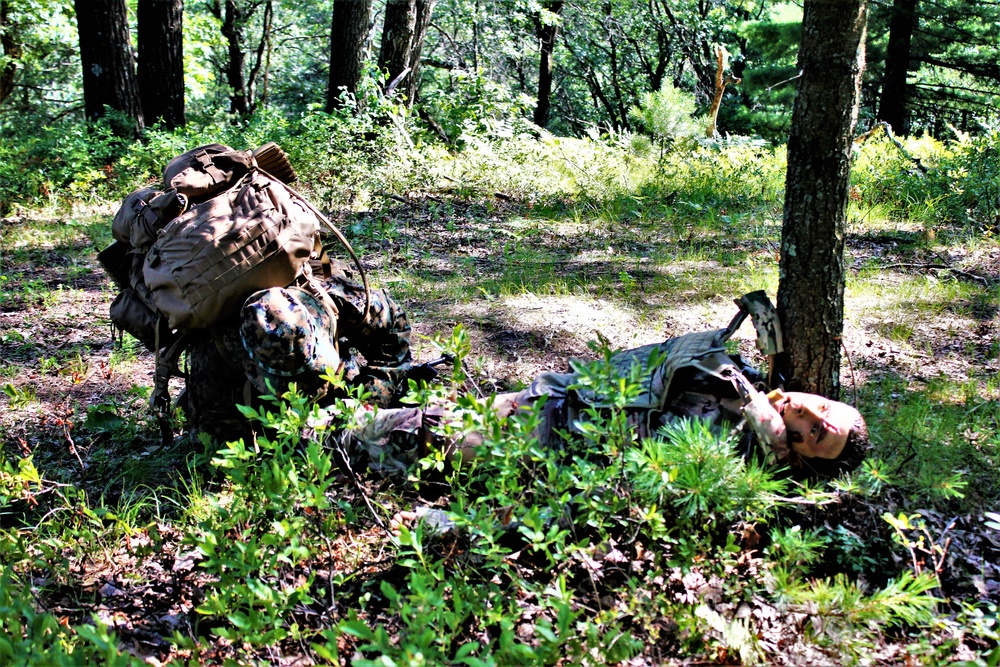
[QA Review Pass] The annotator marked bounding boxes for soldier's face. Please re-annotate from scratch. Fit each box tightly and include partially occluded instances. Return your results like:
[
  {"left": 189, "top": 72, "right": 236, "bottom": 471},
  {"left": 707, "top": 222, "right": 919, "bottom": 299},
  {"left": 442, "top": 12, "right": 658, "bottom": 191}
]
[{"left": 768, "top": 390, "right": 861, "bottom": 460}]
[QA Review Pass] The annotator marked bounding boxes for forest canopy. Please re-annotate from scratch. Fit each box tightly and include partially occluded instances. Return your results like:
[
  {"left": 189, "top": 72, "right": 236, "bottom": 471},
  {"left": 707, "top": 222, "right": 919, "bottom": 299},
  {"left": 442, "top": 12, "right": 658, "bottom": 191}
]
[{"left": 1, "top": 0, "right": 998, "bottom": 148}]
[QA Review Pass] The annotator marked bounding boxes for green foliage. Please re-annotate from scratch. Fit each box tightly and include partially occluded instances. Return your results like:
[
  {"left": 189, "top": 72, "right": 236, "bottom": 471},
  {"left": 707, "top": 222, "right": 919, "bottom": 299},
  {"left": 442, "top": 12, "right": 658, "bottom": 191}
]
[
  {"left": 0, "top": 568, "right": 139, "bottom": 667},
  {"left": 855, "top": 373, "right": 998, "bottom": 509},
  {"left": 421, "top": 68, "right": 534, "bottom": 144},
  {"left": 772, "top": 570, "right": 939, "bottom": 642},
  {"left": 327, "top": 330, "right": 798, "bottom": 663},
  {"left": 648, "top": 138, "right": 786, "bottom": 210},
  {"left": 629, "top": 80, "right": 704, "bottom": 149},
  {"left": 852, "top": 129, "right": 1000, "bottom": 233},
  {"left": 766, "top": 525, "right": 828, "bottom": 577},
  {"left": 627, "top": 418, "right": 788, "bottom": 526},
  {"left": 730, "top": 14, "right": 801, "bottom": 141},
  {"left": 185, "top": 377, "right": 358, "bottom": 646},
  {"left": 865, "top": 0, "right": 1000, "bottom": 134},
  {"left": 2, "top": 50, "right": 998, "bottom": 661}
]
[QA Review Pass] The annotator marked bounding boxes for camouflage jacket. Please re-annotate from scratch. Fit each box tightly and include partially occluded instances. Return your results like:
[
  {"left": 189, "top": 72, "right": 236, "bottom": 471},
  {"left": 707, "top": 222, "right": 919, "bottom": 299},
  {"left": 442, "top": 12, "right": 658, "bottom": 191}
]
[{"left": 182, "top": 259, "right": 413, "bottom": 441}]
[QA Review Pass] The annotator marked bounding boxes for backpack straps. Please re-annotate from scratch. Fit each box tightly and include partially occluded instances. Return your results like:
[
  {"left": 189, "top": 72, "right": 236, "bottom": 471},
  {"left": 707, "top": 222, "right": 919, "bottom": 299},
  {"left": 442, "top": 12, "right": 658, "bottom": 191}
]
[
  {"left": 151, "top": 320, "right": 191, "bottom": 447},
  {"left": 256, "top": 168, "right": 373, "bottom": 327}
]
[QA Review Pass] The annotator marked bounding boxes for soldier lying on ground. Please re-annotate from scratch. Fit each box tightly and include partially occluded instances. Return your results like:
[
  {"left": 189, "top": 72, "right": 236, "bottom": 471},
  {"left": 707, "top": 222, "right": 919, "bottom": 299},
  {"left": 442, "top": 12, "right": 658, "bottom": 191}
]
[{"left": 185, "top": 284, "right": 869, "bottom": 481}]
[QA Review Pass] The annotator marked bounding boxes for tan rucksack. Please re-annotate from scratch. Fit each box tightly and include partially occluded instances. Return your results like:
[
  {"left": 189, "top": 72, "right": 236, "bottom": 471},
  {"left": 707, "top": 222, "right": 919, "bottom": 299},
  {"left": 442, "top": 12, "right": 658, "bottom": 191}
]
[
  {"left": 99, "top": 142, "right": 369, "bottom": 443},
  {"left": 143, "top": 169, "right": 317, "bottom": 331}
]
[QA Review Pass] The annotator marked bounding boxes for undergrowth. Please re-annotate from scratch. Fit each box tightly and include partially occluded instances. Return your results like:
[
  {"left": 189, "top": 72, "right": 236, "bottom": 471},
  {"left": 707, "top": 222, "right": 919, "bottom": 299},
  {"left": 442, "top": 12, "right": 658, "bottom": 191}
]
[
  {"left": 0, "top": 112, "right": 998, "bottom": 664},
  {"left": 1, "top": 327, "right": 995, "bottom": 664}
]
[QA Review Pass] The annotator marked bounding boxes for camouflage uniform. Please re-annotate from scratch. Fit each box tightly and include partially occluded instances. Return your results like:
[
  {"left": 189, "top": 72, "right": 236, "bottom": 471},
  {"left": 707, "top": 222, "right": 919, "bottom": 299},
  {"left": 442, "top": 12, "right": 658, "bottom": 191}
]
[
  {"left": 182, "top": 259, "right": 413, "bottom": 442},
  {"left": 344, "top": 291, "right": 866, "bottom": 478}
]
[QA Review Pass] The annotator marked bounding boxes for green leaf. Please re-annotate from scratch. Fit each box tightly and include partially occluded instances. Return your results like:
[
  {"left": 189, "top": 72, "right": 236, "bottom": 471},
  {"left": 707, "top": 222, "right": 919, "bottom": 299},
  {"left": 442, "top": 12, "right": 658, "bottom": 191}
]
[
  {"left": 227, "top": 610, "right": 252, "bottom": 629},
  {"left": 339, "top": 619, "right": 374, "bottom": 641}
]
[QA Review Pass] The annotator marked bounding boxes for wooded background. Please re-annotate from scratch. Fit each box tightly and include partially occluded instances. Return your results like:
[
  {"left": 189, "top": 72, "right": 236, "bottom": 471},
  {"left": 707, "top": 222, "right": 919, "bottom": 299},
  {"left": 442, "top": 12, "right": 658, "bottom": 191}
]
[{"left": 1, "top": 0, "right": 997, "bottom": 142}]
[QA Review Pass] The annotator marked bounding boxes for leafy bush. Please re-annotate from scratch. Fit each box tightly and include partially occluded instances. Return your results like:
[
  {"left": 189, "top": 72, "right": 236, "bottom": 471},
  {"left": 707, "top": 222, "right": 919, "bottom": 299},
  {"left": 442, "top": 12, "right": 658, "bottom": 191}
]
[
  {"left": 852, "top": 128, "right": 1000, "bottom": 233},
  {"left": 645, "top": 139, "right": 786, "bottom": 211},
  {"left": 629, "top": 80, "right": 704, "bottom": 149},
  {"left": 421, "top": 68, "right": 534, "bottom": 144},
  {"left": 185, "top": 376, "right": 358, "bottom": 646},
  {"left": 0, "top": 568, "right": 138, "bottom": 667}
]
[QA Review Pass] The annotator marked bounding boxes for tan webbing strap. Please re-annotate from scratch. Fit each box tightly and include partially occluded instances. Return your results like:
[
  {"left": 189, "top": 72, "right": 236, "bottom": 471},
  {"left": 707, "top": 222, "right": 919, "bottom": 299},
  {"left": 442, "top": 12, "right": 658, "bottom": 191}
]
[
  {"left": 258, "top": 168, "right": 373, "bottom": 327},
  {"left": 314, "top": 236, "right": 332, "bottom": 279},
  {"left": 195, "top": 148, "right": 227, "bottom": 187},
  {"left": 151, "top": 319, "right": 172, "bottom": 446}
]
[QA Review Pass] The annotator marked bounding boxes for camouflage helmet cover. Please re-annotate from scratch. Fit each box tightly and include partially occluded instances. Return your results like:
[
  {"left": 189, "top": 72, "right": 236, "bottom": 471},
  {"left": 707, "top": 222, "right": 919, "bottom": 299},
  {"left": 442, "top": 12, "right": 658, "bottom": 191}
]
[{"left": 239, "top": 286, "right": 340, "bottom": 394}]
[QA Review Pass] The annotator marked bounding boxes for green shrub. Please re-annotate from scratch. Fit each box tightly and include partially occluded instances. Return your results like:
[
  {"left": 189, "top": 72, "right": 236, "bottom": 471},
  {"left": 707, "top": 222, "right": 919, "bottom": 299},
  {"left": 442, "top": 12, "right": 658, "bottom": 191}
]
[
  {"left": 852, "top": 128, "right": 1000, "bottom": 232},
  {"left": 185, "top": 377, "right": 358, "bottom": 646},
  {"left": 0, "top": 568, "right": 139, "bottom": 667},
  {"left": 629, "top": 80, "right": 704, "bottom": 147}
]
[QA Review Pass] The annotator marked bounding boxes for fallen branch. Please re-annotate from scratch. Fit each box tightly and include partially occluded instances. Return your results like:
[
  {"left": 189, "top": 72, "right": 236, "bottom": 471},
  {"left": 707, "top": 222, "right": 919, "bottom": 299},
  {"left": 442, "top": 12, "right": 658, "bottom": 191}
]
[
  {"left": 879, "top": 261, "right": 990, "bottom": 286},
  {"left": 854, "top": 121, "right": 928, "bottom": 174},
  {"left": 767, "top": 494, "right": 842, "bottom": 507},
  {"left": 379, "top": 192, "right": 412, "bottom": 206}
]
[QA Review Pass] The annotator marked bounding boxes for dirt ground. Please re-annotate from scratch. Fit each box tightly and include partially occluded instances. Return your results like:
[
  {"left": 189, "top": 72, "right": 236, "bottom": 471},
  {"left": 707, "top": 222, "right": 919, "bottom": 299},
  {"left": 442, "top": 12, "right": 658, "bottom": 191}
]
[{"left": 1, "top": 198, "right": 999, "bottom": 664}]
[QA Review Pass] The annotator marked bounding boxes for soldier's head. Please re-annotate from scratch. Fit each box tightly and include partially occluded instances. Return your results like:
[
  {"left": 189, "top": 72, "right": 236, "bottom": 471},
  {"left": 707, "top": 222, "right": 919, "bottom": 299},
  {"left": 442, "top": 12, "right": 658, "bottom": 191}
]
[
  {"left": 239, "top": 286, "right": 340, "bottom": 395},
  {"left": 768, "top": 389, "right": 870, "bottom": 477}
]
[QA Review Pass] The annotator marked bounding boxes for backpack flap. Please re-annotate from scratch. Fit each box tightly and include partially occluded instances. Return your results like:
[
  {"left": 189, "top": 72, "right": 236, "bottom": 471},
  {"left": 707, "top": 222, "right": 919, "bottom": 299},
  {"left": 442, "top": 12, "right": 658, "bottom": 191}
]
[
  {"left": 163, "top": 143, "right": 255, "bottom": 204},
  {"left": 98, "top": 240, "right": 133, "bottom": 290},
  {"left": 109, "top": 288, "right": 174, "bottom": 351},
  {"left": 112, "top": 188, "right": 160, "bottom": 245},
  {"left": 112, "top": 187, "right": 189, "bottom": 252}
]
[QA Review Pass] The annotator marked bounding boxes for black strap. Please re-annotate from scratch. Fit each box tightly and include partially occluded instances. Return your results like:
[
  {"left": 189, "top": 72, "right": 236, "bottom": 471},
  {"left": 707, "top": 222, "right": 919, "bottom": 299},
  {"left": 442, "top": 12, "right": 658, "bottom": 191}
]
[{"left": 151, "top": 320, "right": 191, "bottom": 447}]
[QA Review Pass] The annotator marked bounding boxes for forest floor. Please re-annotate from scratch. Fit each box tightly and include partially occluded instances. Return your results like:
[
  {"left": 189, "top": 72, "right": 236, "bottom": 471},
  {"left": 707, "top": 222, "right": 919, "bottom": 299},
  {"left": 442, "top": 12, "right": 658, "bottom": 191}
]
[{"left": 1, "top": 192, "right": 999, "bottom": 665}]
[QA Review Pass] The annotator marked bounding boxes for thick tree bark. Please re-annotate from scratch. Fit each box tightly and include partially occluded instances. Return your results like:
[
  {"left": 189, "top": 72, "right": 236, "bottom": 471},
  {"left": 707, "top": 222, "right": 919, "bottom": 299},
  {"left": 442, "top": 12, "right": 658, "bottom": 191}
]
[
  {"left": 221, "top": 0, "right": 249, "bottom": 115},
  {"left": 776, "top": 0, "right": 867, "bottom": 399},
  {"left": 0, "top": 0, "right": 21, "bottom": 105},
  {"left": 876, "top": 0, "right": 917, "bottom": 134},
  {"left": 378, "top": 0, "right": 416, "bottom": 96},
  {"left": 137, "top": 0, "right": 185, "bottom": 129},
  {"left": 74, "top": 0, "right": 144, "bottom": 136},
  {"left": 533, "top": 0, "right": 563, "bottom": 128},
  {"left": 326, "top": 0, "right": 373, "bottom": 112},
  {"left": 405, "top": 0, "right": 435, "bottom": 105}
]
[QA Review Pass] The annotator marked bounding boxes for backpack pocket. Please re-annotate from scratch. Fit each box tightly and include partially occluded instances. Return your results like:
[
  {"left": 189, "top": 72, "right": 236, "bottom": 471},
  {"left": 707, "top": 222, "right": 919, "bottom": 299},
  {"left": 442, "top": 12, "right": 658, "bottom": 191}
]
[
  {"left": 112, "top": 188, "right": 188, "bottom": 252},
  {"left": 110, "top": 287, "right": 177, "bottom": 352},
  {"left": 143, "top": 173, "right": 318, "bottom": 331}
]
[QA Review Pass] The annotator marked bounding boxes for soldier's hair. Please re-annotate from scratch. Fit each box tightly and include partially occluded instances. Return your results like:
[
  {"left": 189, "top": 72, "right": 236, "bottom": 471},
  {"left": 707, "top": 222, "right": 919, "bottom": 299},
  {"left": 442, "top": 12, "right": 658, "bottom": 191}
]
[{"left": 838, "top": 413, "right": 871, "bottom": 469}]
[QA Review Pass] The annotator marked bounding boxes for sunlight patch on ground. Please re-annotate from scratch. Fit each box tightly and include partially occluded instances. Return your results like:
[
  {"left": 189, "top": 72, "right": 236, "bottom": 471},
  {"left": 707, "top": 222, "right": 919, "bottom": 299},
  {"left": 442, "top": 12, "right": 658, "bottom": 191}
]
[
  {"left": 501, "top": 292, "right": 664, "bottom": 350},
  {"left": 498, "top": 292, "right": 763, "bottom": 354}
]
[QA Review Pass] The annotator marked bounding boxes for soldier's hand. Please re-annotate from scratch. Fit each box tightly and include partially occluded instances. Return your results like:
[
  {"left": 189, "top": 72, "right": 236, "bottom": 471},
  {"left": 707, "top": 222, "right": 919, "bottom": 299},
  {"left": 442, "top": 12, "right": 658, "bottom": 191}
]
[{"left": 407, "top": 362, "right": 439, "bottom": 384}]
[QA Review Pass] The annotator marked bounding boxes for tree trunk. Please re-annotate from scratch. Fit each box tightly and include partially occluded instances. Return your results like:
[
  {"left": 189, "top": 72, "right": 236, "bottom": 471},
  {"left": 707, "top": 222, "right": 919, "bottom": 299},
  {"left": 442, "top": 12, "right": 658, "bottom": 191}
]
[
  {"left": 74, "top": 0, "right": 144, "bottom": 137},
  {"left": 876, "top": 0, "right": 917, "bottom": 134},
  {"left": 378, "top": 0, "right": 416, "bottom": 97},
  {"left": 137, "top": 0, "right": 185, "bottom": 129},
  {"left": 245, "top": 0, "right": 272, "bottom": 108},
  {"left": 326, "top": 0, "right": 373, "bottom": 112},
  {"left": 776, "top": 0, "right": 868, "bottom": 399},
  {"left": 0, "top": 0, "right": 21, "bottom": 105},
  {"left": 221, "top": 0, "right": 249, "bottom": 115},
  {"left": 533, "top": 0, "right": 563, "bottom": 128},
  {"left": 604, "top": 2, "right": 629, "bottom": 131},
  {"left": 405, "top": 0, "right": 435, "bottom": 105}
]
